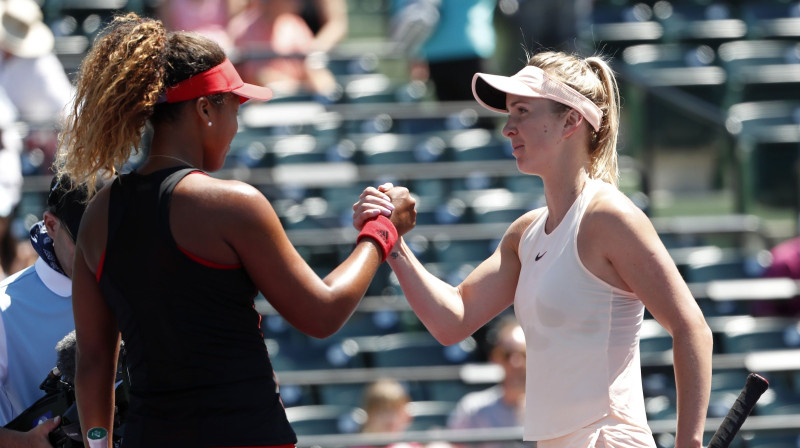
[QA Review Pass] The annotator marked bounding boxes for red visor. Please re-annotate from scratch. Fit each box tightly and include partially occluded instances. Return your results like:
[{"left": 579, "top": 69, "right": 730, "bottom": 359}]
[{"left": 163, "top": 58, "right": 273, "bottom": 104}]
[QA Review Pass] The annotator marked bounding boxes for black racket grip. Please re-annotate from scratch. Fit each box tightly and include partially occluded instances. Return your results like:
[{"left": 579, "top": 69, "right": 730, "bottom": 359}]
[{"left": 707, "top": 373, "right": 769, "bottom": 448}]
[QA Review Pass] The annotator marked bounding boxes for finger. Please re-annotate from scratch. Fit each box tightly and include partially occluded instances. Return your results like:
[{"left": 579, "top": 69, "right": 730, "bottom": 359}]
[
  {"left": 378, "top": 183, "right": 394, "bottom": 192},
  {"left": 32, "top": 415, "right": 60, "bottom": 434},
  {"left": 353, "top": 196, "right": 394, "bottom": 213},
  {"left": 353, "top": 209, "right": 382, "bottom": 230},
  {"left": 360, "top": 186, "right": 391, "bottom": 202}
]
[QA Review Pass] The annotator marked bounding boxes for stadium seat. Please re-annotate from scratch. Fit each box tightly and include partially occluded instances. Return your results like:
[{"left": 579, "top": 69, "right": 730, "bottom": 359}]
[
  {"left": 579, "top": 0, "right": 664, "bottom": 55},
  {"left": 621, "top": 43, "right": 727, "bottom": 105},
  {"left": 406, "top": 401, "right": 457, "bottom": 431},
  {"left": 655, "top": 0, "right": 746, "bottom": 48},
  {"left": 740, "top": 0, "right": 800, "bottom": 40},
  {"left": 718, "top": 40, "right": 800, "bottom": 106},
  {"left": 284, "top": 404, "right": 365, "bottom": 435},
  {"left": 725, "top": 100, "right": 800, "bottom": 211},
  {"left": 718, "top": 316, "right": 800, "bottom": 353},
  {"left": 354, "top": 331, "right": 478, "bottom": 368}
]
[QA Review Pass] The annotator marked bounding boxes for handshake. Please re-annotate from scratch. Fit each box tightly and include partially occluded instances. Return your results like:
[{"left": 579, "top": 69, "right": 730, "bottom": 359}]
[{"left": 352, "top": 183, "right": 417, "bottom": 240}]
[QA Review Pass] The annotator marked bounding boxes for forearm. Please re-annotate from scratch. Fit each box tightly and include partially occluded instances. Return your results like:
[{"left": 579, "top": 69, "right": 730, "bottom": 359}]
[
  {"left": 388, "top": 238, "right": 468, "bottom": 345},
  {"left": 75, "top": 349, "right": 118, "bottom": 445},
  {"left": 318, "top": 240, "right": 383, "bottom": 328},
  {"left": 672, "top": 321, "right": 713, "bottom": 447}
]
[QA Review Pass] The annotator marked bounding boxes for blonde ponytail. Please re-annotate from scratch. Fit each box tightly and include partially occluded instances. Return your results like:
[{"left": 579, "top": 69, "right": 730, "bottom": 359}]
[{"left": 527, "top": 51, "right": 621, "bottom": 186}]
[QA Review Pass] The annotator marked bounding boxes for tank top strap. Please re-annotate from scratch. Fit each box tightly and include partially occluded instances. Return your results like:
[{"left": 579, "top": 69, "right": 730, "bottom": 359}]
[
  {"left": 569, "top": 177, "right": 605, "bottom": 237},
  {"left": 156, "top": 167, "right": 204, "bottom": 240}
]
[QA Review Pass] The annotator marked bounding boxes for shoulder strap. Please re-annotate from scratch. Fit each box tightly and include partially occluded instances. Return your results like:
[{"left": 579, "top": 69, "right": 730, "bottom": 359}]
[
  {"left": 106, "top": 175, "right": 126, "bottom": 257},
  {"left": 157, "top": 168, "right": 204, "bottom": 241}
]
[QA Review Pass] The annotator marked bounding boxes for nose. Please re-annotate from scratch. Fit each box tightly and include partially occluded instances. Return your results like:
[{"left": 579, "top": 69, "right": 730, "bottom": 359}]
[{"left": 502, "top": 117, "right": 516, "bottom": 138}]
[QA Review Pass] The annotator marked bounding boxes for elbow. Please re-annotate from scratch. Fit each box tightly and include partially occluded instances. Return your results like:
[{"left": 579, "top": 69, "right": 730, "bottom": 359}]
[
  {"left": 302, "top": 308, "right": 351, "bottom": 339},
  {"left": 674, "top": 316, "right": 714, "bottom": 354},
  {"left": 428, "top": 326, "right": 465, "bottom": 346},
  {"left": 301, "top": 318, "right": 342, "bottom": 339}
]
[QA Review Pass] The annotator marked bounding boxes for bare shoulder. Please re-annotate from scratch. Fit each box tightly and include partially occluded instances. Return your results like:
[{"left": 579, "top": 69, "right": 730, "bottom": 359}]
[
  {"left": 585, "top": 184, "right": 650, "bottom": 231},
  {"left": 173, "top": 173, "right": 271, "bottom": 218},
  {"left": 581, "top": 183, "right": 659, "bottom": 255},
  {"left": 500, "top": 207, "right": 546, "bottom": 254}
]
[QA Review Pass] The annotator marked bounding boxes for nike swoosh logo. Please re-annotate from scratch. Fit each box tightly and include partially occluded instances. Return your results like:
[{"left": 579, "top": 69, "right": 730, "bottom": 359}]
[{"left": 535, "top": 251, "right": 546, "bottom": 261}]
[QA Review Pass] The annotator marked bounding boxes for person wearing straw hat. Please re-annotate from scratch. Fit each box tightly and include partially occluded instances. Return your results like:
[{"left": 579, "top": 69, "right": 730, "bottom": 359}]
[
  {"left": 354, "top": 50, "right": 713, "bottom": 448},
  {"left": 55, "top": 12, "right": 415, "bottom": 447},
  {"left": 0, "top": 0, "right": 73, "bottom": 125}
]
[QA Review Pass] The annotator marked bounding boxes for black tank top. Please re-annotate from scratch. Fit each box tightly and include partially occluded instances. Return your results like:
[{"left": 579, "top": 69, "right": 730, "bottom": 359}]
[{"left": 99, "top": 167, "right": 296, "bottom": 447}]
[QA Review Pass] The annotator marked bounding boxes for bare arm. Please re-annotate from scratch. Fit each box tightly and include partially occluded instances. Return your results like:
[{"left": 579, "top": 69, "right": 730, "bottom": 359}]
[
  {"left": 73, "top": 243, "right": 120, "bottom": 447},
  {"left": 587, "top": 192, "right": 712, "bottom": 448},
  {"left": 310, "top": 0, "right": 348, "bottom": 53},
  {"left": 70, "top": 188, "right": 120, "bottom": 447},
  {"left": 354, "top": 186, "right": 533, "bottom": 345},
  {"left": 171, "top": 177, "right": 416, "bottom": 339}
]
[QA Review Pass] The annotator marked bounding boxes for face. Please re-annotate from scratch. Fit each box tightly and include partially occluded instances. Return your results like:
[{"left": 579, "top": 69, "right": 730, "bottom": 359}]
[
  {"left": 43, "top": 211, "right": 77, "bottom": 278},
  {"left": 502, "top": 94, "right": 568, "bottom": 175},
  {"left": 203, "top": 93, "right": 240, "bottom": 171},
  {"left": 493, "top": 325, "right": 527, "bottom": 385}
]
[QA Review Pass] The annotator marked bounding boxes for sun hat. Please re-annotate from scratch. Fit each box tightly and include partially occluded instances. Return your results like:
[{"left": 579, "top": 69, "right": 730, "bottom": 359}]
[
  {"left": 472, "top": 65, "right": 603, "bottom": 132},
  {"left": 47, "top": 175, "right": 91, "bottom": 241},
  {"left": 160, "top": 58, "right": 273, "bottom": 104},
  {"left": 0, "top": 0, "right": 54, "bottom": 58}
]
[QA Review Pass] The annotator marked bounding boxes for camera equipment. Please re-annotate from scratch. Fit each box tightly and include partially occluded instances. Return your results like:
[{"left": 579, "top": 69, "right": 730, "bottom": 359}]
[{"left": 3, "top": 332, "right": 128, "bottom": 447}]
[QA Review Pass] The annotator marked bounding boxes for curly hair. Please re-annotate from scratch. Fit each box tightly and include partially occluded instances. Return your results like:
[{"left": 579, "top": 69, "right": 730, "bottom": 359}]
[
  {"left": 526, "top": 51, "right": 621, "bottom": 186},
  {"left": 55, "top": 13, "right": 226, "bottom": 196}
]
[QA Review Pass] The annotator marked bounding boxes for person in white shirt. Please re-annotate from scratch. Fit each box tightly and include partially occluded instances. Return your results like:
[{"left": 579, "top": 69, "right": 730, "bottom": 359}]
[
  {"left": 0, "top": 0, "right": 74, "bottom": 125},
  {"left": 353, "top": 50, "right": 713, "bottom": 448}
]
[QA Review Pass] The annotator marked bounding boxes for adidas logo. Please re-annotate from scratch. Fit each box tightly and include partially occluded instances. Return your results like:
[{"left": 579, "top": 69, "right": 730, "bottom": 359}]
[{"left": 378, "top": 230, "right": 389, "bottom": 242}]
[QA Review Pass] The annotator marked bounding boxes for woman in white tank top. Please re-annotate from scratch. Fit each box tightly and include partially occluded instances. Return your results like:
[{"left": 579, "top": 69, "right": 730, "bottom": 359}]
[{"left": 353, "top": 50, "right": 713, "bottom": 448}]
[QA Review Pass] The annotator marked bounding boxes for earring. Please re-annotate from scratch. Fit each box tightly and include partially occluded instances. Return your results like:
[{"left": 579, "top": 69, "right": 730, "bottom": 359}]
[{"left": 208, "top": 121, "right": 213, "bottom": 127}]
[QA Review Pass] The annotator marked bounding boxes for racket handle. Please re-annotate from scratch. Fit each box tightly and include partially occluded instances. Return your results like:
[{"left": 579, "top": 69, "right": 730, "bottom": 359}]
[{"left": 707, "top": 373, "right": 769, "bottom": 448}]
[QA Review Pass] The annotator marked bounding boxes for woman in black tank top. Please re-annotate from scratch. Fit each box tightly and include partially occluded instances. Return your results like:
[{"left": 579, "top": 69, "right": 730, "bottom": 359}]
[{"left": 53, "top": 12, "right": 416, "bottom": 448}]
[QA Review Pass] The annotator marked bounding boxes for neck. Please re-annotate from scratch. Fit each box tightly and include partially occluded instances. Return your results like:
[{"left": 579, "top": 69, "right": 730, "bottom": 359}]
[{"left": 542, "top": 169, "right": 589, "bottom": 232}]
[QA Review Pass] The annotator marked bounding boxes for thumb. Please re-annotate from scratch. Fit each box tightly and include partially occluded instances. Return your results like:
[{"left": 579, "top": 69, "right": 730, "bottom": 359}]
[{"left": 33, "top": 415, "right": 60, "bottom": 433}]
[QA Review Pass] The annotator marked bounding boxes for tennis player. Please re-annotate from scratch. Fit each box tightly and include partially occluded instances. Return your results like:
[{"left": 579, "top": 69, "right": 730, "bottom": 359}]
[
  {"left": 56, "top": 13, "right": 415, "bottom": 447},
  {"left": 354, "top": 50, "right": 712, "bottom": 447}
]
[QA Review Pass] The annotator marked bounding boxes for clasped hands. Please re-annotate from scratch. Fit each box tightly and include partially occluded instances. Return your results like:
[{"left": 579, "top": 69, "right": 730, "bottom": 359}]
[{"left": 352, "top": 183, "right": 416, "bottom": 237}]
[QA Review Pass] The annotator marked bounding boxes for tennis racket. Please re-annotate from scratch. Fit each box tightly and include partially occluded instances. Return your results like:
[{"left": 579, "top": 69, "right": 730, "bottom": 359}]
[{"left": 706, "top": 373, "right": 770, "bottom": 448}]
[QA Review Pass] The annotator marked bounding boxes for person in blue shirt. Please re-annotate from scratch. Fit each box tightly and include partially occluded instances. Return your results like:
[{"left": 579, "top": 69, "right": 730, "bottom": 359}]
[{"left": 0, "top": 175, "right": 91, "bottom": 447}]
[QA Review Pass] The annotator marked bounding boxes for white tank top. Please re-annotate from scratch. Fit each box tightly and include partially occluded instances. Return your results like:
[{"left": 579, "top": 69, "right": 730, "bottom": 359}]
[{"left": 514, "top": 178, "right": 652, "bottom": 442}]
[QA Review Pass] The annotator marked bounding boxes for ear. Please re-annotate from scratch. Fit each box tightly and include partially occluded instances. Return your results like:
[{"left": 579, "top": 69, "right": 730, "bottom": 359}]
[
  {"left": 42, "top": 211, "right": 60, "bottom": 235},
  {"left": 194, "top": 96, "right": 212, "bottom": 125},
  {"left": 562, "top": 109, "right": 585, "bottom": 139}
]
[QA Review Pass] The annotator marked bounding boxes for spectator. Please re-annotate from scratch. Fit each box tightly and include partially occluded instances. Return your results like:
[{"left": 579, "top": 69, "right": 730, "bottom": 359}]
[
  {"left": 55, "top": 13, "right": 415, "bottom": 447},
  {"left": 0, "top": 175, "right": 91, "bottom": 447},
  {"left": 0, "top": 93, "right": 31, "bottom": 280},
  {"left": 447, "top": 315, "right": 528, "bottom": 448},
  {"left": 392, "top": 0, "right": 497, "bottom": 102},
  {"left": 300, "top": 0, "right": 349, "bottom": 54},
  {"left": 157, "top": 0, "right": 247, "bottom": 53},
  {"left": 360, "top": 378, "right": 414, "bottom": 436},
  {"left": 229, "top": 0, "right": 338, "bottom": 97},
  {"left": 753, "top": 237, "right": 800, "bottom": 316},
  {"left": 0, "top": 0, "right": 74, "bottom": 125}
]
